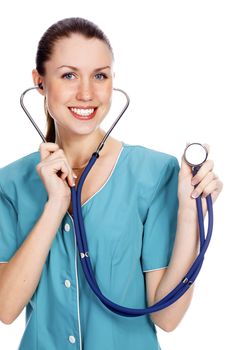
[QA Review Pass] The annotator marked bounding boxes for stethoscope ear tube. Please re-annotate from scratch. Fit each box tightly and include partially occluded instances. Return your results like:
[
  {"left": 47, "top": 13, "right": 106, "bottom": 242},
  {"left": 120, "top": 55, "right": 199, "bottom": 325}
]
[
  {"left": 19, "top": 86, "right": 130, "bottom": 151},
  {"left": 20, "top": 85, "right": 47, "bottom": 143}
]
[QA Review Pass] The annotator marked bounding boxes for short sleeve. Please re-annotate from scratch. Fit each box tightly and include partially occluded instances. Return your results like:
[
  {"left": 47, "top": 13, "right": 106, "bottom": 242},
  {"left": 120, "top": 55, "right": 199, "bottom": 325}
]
[
  {"left": 141, "top": 157, "right": 180, "bottom": 272},
  {"left": 0, "top": 184, "right": 18, "bottom": 262}
]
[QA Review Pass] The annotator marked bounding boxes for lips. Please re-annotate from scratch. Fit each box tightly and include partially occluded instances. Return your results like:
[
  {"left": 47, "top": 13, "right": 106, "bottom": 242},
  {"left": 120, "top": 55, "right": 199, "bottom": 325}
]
[{"left": 68, "top": 107, "right": 98, "bottom": 120}]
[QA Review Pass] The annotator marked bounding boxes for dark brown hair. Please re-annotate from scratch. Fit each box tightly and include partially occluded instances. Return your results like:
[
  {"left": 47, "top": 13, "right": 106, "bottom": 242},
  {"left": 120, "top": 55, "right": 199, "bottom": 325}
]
[{"left": 35, "top": 17, "right": 114, "bottom": 142}]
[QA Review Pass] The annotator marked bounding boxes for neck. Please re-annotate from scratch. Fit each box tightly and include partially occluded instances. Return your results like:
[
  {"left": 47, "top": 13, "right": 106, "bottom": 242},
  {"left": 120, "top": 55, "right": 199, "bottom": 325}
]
[{"left": 55, "top": 127, "right": 109, "bottom": 169}]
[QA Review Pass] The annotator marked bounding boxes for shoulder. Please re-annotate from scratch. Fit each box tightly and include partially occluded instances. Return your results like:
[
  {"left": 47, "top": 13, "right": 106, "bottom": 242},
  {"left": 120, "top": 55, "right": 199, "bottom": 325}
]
[
  {"left": 123, "top": 142, "right": 180, "bottom": 177},
  {"left": 0, "top": 151, "right": 40, "bottom": 197},
  {"left": 122, "top": 142, "right": 180, "bottom": 206}
]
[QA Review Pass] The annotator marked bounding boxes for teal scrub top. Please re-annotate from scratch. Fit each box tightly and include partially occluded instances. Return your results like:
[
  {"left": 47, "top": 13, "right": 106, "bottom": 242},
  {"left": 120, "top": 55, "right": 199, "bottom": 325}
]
[{"left": 0, "top": 142, "right": 180, "bottom": 350}]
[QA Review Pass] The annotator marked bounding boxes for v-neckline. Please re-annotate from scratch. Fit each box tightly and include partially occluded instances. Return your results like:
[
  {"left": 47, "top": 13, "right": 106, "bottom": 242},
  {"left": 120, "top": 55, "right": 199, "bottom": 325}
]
[
  {"left": 80, "top": 142, "right": 126, "bottom": 208},
  {"left": 65, "top": 141, "right": 128, "bottom": 218}
]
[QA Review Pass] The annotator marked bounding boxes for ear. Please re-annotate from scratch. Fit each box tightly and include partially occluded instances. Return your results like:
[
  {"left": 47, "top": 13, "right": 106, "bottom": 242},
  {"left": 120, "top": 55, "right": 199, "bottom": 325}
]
[{"left": 32, "top": 69, "right": 45, "bottom": 96}]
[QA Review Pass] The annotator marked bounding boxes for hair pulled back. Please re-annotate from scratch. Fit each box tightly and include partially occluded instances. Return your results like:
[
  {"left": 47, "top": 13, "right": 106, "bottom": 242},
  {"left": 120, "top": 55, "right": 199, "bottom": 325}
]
[{"left": 35, "top": 17, "right": 113, "bottom": 142}]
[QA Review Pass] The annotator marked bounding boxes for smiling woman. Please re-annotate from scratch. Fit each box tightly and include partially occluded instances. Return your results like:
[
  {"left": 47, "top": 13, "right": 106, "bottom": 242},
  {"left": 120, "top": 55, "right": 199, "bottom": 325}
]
[
  {"left": 32, "top": 23, "right": 114, "bottom": 154},
  {"left": 0, "top": 16, "right": 223, "bottom": 350}
]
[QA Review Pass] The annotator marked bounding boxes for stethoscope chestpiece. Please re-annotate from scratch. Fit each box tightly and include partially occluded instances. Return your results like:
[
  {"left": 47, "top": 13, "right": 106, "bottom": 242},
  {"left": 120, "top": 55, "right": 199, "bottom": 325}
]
[{"left": 184, "top": 142, "right": 208, "bottom": 176}]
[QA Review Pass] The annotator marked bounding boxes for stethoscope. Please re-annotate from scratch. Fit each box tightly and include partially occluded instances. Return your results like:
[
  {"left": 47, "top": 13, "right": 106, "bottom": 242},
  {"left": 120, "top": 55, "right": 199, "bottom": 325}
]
[{"left": 20, "top": 85, "right": 213, "bottom": 317}]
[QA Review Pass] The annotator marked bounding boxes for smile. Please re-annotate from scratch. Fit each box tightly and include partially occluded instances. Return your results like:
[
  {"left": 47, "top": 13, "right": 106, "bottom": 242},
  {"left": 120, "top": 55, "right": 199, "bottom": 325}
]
[{"left": 68, "top": 107, "right": 97, "bottom": 120}]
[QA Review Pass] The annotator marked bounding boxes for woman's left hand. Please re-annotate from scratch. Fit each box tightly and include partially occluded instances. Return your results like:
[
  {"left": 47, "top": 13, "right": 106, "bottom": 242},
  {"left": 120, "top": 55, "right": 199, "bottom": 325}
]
[{"left": 177, "top": 144, "right": 223, "bottom": 217}]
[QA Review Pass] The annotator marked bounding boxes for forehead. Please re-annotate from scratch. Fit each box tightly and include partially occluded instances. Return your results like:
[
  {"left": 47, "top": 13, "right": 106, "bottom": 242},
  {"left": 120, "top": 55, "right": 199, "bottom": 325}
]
[{"left": 46, "top": 34, "right": 112, "bottom": 70}]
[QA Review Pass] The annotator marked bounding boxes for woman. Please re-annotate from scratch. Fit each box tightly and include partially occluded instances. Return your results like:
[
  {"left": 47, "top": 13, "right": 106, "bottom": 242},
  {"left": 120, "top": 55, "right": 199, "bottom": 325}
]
[{"left": 0, "top": 17, "right": 223, "bottom": 349}]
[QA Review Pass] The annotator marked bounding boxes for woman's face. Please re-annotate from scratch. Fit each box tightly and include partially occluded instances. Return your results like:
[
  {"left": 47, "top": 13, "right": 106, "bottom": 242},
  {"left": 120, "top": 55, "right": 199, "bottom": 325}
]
[{"left": 38, "top": 34, "right": 114, "bottom": 137}]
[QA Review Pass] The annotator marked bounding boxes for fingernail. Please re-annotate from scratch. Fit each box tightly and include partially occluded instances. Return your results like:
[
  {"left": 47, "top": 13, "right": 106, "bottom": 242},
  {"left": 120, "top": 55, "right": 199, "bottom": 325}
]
[
  {"left": 191, "top": 190, "right": 199, "bottom": 198},
  {"left": 191, "top": 178, "right": 197, "bottom": 186},
  {"left": 73, "top": 173, "right": 78, "bottom": 179}
]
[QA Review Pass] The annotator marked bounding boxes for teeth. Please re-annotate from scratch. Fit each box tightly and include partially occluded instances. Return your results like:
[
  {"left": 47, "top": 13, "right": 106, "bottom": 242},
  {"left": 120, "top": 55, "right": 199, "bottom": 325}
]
[{"left": 70, "top": 107, "right": 95, "bottom": 116}]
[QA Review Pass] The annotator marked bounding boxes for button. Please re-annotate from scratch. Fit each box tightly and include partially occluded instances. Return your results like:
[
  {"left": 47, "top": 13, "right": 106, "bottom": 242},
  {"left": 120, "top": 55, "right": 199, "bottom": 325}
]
[
  {"left": 64, "top": 223, "right": 70, "bottom": 232},
  {"left": 65, "top": 280, "right": 71, "bottom": 288},
  {"left": 69, "top": 335, "right": 76, "bottom": 344}
]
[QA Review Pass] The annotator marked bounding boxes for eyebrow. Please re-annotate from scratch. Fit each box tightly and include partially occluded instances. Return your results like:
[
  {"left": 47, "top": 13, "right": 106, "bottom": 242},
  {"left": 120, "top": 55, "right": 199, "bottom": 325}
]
[{"left": 57, "top": 65, "right": 111, "bottom": 72}]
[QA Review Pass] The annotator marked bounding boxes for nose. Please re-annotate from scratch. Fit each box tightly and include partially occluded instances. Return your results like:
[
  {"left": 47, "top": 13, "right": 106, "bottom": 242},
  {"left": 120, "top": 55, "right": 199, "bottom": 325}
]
[{"left": 76, "top": 79, "right": 93, "bottom": 102}]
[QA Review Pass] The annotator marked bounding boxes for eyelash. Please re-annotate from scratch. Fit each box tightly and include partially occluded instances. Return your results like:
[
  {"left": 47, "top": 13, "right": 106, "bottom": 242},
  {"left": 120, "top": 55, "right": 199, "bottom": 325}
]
[{"left": 61, "top": 72, "right": 108, "bottom": 80}]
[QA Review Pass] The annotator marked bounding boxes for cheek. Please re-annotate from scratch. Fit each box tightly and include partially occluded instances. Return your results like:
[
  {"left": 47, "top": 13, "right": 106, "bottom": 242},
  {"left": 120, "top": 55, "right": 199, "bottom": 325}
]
[
  {"left": 95, "top": 82, "right": 113, "bottom": 105},
  {"left": 46, "top": 80, "right": 71, "bottom": 104}
]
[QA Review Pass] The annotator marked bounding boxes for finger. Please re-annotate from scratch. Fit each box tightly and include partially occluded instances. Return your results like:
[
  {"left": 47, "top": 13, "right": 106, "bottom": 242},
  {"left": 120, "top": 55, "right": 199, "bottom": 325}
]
[
  {"left": 192, "top": 178, "right": 221, "bottom": 199},
  {"left": 43, "top": 148, "right": 76, "bottom": 186},
  {"left": 49, "top": 159, "right": 75, "bottom": 187},
  {"left": 39, "top": 157, "right": 75, "bottom": 188},
  {"left": 39, "top": 142, "right": 60, "bottom": 161},
  {"left": 191, "top": 159, "right": 214, "bottom": 185},
  {"left": 191, "top": 171, "right": 215, "bottom": 198},
  {"left": 203, "top": 143, "right": 210, "bottom": 154},
  {"left": 56, "top": 160, "right": 74, "bottom": 187},
  {"left": 206, "top": 184, "right": 223, "bottom": 203},
  {"left": 201, "top": 179, "right": 223, "bottom": 199}
]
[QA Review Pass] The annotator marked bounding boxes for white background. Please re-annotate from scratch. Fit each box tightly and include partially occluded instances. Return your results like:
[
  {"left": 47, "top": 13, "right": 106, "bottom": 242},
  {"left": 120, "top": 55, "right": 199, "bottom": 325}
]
[{"left": 0, "top": 0, "right": 232, "bottom": 349}]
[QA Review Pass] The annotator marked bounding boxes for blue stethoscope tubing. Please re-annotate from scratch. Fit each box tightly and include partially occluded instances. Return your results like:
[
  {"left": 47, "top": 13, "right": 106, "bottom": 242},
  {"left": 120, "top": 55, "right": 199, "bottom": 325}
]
[
  {"left": 71, "top": 158, "right": 213, "bottom": 317},
  {"left": 20, "top": 85, "right": 213, "bottom": 317}
]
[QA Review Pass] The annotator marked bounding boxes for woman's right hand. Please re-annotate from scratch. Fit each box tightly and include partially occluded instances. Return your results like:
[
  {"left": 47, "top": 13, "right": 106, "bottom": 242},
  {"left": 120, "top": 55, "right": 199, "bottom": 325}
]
[{"left": 36, "top": 142, "right": 76, "bottom": 212}]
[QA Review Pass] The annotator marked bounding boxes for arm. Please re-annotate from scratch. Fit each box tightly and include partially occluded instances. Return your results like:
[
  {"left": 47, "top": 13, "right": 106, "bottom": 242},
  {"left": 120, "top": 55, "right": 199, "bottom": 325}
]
[
  {"left": 145, "top": 208, "right": 198, "bottom": 332},
  {"left": 145, "top": 148, "right": 222, "bottom": 332},
  {"left": 0, "top": 200, "right": 65, "bottom": 325}
]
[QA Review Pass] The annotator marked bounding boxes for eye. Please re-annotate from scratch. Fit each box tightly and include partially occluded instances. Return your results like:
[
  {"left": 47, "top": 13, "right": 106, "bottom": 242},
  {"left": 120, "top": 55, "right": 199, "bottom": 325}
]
[
  {"left": 62, "top": 72, "right": 76, "bottom": 80},
  {"left": 94, "top": 73, "right": 107, "bottom": 80}
]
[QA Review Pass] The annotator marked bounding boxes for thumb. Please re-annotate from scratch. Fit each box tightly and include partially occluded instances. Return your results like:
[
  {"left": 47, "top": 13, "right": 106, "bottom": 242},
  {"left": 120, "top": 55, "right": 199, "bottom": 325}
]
[{"left": 203, "top": 143, "right": 210, "bottom": 154}]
